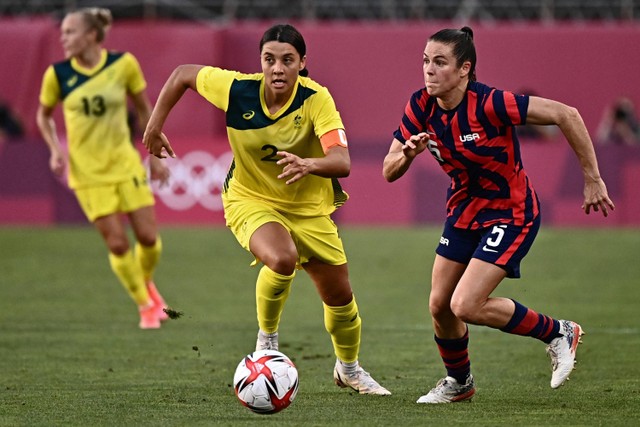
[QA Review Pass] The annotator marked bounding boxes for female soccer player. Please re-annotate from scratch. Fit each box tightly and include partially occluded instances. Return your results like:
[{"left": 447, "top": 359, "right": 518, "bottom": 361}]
[
  {"left": 36, "top": 8, "right": 171, "bottom": 329},
  {"left": 143, "top": 24, "right": 390, "bottom": 395},
  {"left": 383, "top": 27, "right": 615, "bottom": 403}
]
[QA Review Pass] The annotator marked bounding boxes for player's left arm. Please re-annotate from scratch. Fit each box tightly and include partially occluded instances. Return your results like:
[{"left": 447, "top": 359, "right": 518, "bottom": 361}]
[
  {"left": 277, "top": 129, "right": 350, "bottom": 185},
  {"left": 527, "top": 96, "right": 615, "bottom": 216},
  {"left": 131, "top": 89, "right": 170, "bottom": 186},
  {"left": 130, "top": 89, "right": 152, "bottom": 131}
]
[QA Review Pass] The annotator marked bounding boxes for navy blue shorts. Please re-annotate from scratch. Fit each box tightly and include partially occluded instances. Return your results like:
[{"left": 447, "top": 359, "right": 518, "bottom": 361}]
[{"left": 435, "top": 216, "right": 541, "bottom": 278}]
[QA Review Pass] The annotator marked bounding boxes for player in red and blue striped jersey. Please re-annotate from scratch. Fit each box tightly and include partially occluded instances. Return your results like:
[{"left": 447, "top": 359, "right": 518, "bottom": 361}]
[
  {"left": 399, "top": 81, "right": 539, "bottom": 229},
  {"left": 383, "top": 26, "right": 615, "bottom": 403}
]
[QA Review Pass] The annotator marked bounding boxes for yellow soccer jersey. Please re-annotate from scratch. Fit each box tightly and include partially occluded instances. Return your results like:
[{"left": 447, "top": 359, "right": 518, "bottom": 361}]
[
  {"left": 39, "top": 49, "right": 147, "bottom": 189},
  {"left": 196, "top": 66, "right": 345, "bottom": 216}
]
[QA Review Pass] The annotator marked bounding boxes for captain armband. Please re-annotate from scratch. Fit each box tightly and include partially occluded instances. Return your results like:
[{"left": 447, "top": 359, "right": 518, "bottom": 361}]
[{"left": 320, "top": 129, "right": 348, "bottom": 154}]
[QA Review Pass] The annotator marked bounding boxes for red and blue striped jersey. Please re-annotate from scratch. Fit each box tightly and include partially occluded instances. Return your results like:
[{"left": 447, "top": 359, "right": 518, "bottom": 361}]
[{"left": 393, "top": 81, "right": 540, "bottom": 229}]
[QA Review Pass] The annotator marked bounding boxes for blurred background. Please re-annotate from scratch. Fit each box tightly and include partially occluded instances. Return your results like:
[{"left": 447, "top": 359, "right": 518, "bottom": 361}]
[{"left": 1, "top": 0, "right": 639, "bottom": 227}]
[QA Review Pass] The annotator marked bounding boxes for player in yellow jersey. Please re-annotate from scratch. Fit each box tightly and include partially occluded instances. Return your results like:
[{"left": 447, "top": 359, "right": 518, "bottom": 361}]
[
  {"left": 36, "top": 8, "right": 171, "bottom": 329},
  {"left": 143, "top": 24, "right": 390, "bottom": 395}
]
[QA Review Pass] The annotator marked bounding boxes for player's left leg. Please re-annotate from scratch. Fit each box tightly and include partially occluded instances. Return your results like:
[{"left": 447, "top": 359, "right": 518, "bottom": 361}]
[
  {"left": 460, "top": 218, "right": 582, "bottom": 388},
  {"left": 454, "top": 258, "right": 582, "bottom": 389},
  {"left": 129, "top": 206, "right": 168, "bottom": 321},
  {"left": 304, "top": 260, "right": 390, "bottom": 396}
]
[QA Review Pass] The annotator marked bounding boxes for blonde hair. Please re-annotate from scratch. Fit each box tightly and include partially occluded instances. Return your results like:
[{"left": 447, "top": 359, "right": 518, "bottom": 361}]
[{"left": 72, "top": 7, "right": 113, "bottom": 42}]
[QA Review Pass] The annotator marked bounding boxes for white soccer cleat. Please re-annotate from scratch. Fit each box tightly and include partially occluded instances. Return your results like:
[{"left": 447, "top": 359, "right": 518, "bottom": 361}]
[
  {"left": 333, "top": 359, "right": 391, "bottom": 395},
  {"left": 416, "top": 375, "right": 475, "bottom": 404},
  {"left": 255, "top": 330, "right": 279, "bottom": 351},
  {"left": 547, "top": 320, "right": 584, "bottom": 389}
]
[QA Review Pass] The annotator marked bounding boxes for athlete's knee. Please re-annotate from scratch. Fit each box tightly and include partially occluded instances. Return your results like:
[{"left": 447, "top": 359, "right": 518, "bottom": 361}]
[
  {"left": 136, "top": 232, "right": 157, "bottom": 247},
  {"left": 450, "top": 295, "right": 480, "bottom": 324},
  {"left": 261, "top": 251, "right": 297, "bottom": 276},
  {"left": 106, "top": 237, "right": 130, "bottom": 256},
  {"left": 321, "top": 288, "right": 353, "bottom": 308},
  {"left": 429, "top": 292, "right": 453, "bottom": 320}
]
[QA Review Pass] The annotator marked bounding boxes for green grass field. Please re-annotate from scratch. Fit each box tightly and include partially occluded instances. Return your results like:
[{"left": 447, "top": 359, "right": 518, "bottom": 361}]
[{"left": 1, "top": 225, "right": 638, "bottom": 426}]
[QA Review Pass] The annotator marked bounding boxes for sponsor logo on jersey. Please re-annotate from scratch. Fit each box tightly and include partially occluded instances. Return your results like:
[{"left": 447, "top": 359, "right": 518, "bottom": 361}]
[
  {"left": 243, "top": 110, "right": 255, "bottom": 120},
  {"left": 66, "top": 75, "right": 78, "bottom": 87}
]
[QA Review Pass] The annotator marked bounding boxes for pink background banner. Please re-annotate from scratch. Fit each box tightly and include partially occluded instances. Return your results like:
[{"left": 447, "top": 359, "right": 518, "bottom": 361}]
[
  {"left": 1, "top": 137, "right": 637, "bottom": 226},
  {"left": 1, "top": 18, "right": 638, "bottom": 226}
]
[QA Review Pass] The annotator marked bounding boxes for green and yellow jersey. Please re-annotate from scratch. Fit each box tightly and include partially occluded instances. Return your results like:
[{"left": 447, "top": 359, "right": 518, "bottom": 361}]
[
  {"left": 39, "top": 49, "right": 147, "bottom": 189},
  {"left": 196, "top": 66, "right": 346, "bottom": 217}
]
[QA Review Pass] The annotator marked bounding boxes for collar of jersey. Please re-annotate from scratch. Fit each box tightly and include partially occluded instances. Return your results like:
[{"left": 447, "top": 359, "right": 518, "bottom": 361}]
[
  {"left": 259, "top": 76, "right": 300, "bottom": 120},
  {"left": 70, "top": 49, "right": 108, "bottom": 76}
]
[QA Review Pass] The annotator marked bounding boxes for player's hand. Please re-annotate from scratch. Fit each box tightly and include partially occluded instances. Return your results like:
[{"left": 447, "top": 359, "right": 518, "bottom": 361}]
[
  {"left": 149, "top": 155, "right": 170, "bottom": 188},
  {"left": 582, "top": 177, "right": 615, "bottom": 217},
  {"left": 49, "top": 149, "right": 66, "bottom": 177},
  {"left": 402, "top": 132, "right": 431, "bottom": 159},
  {"left": 276, "top": 151, "right": 312, "bottom": 185},
  {"left": 143, "top": 130, "right": 176, "bottom": 159}
]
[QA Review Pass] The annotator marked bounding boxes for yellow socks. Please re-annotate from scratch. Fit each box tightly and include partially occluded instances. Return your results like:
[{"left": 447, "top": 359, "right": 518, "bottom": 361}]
[
  {"left": 324, "top": 297, "right": 361, "bottom": 363},
  {"left": 108, "top": 250, "right": 149, "bottom": 306},
  {"left": 256, "top": 266, "right": 295, "bottom": 334},
  {"left": 134, "top": 237, "right": 162, "bottom": 283}
]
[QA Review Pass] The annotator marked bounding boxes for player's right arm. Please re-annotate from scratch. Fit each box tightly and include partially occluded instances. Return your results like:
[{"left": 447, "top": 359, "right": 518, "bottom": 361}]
[
  {"left": 382, "top": 134, "right": 430, "bottom": 182},
  {"left": 143, "top": 64, "right": 204, "bottom": 158},
  {"left": 37, "top": 66, "right": 65, "bottom": 176},
  {"left": 36, "top": 103, "right": 65, "bottom": 177}
]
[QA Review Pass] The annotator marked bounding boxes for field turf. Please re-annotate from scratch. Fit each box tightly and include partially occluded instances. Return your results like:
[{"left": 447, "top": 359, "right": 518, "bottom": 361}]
[{"left": 1, "top": 226, "right": 638, "bottom": 426}]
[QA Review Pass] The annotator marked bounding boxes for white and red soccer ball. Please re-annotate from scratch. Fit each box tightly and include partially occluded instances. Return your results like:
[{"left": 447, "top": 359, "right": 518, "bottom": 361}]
[{"left": 233, "top": 350, "right": 299, "bottom": 414}]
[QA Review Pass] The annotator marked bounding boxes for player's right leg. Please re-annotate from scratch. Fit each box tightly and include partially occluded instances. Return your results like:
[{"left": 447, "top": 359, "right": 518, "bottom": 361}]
[
  {"left": 254, "top": 265, "right": 295, "bottom": 351},
  {"left": 417, "top": 375, "right": 475, "bottom": 404},
  {"left": 96, "top": 214, "right": 159, "bottom": 329},
  {"left": 77, "top": 185, "right": 161, "bottom": 329},
  {"left": 224, "top": 197, "right": 298, "bottom": 350},
  {"left": 422, "top": 251, "right": 474, "bottom": 403},
  {"left": 249, "top": 222, "right": 298, "bottom": 351}
]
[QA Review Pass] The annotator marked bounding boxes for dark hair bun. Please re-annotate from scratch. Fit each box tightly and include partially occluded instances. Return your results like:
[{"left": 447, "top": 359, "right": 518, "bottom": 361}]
[{"left": 460, "top": 26, "right": 474, "bottom": 40}]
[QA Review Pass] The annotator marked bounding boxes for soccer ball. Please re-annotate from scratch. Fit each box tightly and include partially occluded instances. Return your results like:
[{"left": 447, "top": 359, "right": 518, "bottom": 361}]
[{"left": 233, "top": 349, "right": 299, "bottom": 414}]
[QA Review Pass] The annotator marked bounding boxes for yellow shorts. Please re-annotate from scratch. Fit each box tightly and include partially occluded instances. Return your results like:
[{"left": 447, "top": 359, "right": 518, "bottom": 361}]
[
  {"left": 224, "top": 196, "right": 347, "bottom": 268},
  {"left": 75, "top": 174, "right": 155, "bottom": 222}
]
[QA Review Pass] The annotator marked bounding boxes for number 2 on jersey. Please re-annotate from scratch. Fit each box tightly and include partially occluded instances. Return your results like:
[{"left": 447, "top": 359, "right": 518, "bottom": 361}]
[{"left": 260, "top": 144, "right": 280, "bottom": 162}]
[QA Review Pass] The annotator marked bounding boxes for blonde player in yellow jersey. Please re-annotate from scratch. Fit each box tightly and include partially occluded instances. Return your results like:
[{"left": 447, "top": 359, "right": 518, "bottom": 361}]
[
  {"left": 143, "top": 24, "right": 390, "bottom": 395},
  {"left": 36, "top": 8, "right": 171, "bottom": 329}
]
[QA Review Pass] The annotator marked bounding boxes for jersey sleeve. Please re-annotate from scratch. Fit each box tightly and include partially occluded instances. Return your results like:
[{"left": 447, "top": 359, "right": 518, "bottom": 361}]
[
  {"left": 484, "top": 88, "right": 529, "bottom": 127},
  {"left": 393, "top": 89, "right": 428, "bottom": 143},
  {"left": 196, "top": 66, "right": 238, "bottom": 111},
  {"left": 310, "top": 86, "right": 344, "bottom": 138},
  {"left": 38, "top": 65, "right": 60, "bottom": 108},
  {"left": 123, "top": 52, "right": 147, "bottom": 95}
]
